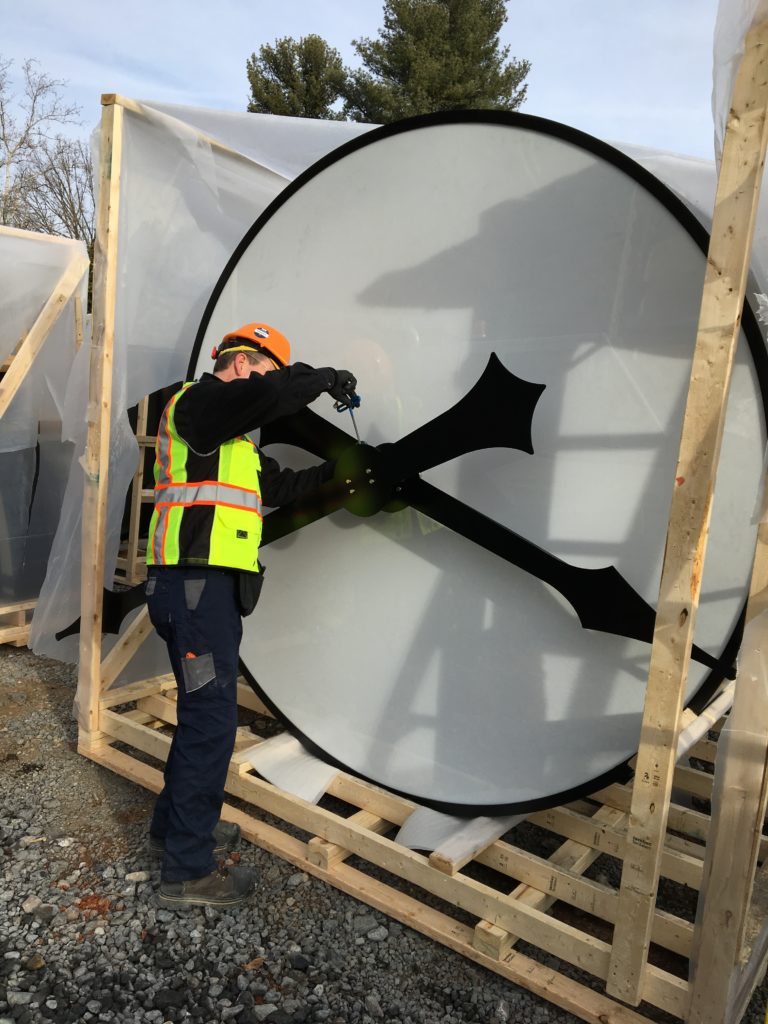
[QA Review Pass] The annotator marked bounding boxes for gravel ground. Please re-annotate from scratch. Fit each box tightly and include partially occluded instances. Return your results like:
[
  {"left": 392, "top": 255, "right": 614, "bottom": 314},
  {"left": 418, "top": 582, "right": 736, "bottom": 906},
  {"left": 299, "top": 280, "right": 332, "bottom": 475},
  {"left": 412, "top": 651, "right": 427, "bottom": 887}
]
[{"left": 1, "top": 644, "right": 768, "bottom": 1024}]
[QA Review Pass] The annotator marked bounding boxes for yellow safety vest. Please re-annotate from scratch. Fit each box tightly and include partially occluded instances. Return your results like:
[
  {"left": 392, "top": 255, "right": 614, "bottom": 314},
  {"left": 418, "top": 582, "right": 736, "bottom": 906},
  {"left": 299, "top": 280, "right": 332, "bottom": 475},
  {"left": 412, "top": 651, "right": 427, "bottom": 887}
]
[{"left": 146, "top": 382, "right": 263, "bottom": 572}]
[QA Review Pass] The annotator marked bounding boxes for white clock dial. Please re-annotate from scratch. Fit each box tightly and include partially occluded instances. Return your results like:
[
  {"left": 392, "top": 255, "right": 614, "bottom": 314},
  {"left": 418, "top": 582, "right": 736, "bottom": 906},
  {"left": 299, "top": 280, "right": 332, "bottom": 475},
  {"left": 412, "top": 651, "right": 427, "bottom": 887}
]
[{"left": 193, "top": 113, "right": 767, "bottom": 813}]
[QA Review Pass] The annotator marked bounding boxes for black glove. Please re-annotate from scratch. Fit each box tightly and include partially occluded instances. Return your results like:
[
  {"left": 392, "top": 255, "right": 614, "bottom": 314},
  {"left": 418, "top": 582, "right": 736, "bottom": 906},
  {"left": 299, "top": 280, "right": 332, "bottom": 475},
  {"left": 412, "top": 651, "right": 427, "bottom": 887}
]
[{"left": 327, "top": 369, "right": 359, "bottom": 410}]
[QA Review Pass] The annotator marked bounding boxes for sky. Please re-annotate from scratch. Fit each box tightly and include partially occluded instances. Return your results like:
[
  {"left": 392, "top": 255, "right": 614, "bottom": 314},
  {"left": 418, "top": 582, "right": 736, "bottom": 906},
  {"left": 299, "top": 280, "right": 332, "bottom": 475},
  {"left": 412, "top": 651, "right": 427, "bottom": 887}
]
[{"left": 2, "top": 0, "right": 724, "bottom": 160}]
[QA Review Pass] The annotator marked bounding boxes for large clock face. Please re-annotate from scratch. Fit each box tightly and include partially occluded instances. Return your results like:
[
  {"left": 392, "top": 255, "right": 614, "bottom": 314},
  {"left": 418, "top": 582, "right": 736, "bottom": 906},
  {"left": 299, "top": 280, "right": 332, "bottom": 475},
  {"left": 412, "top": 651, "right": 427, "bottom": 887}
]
[{"left": 192, "top": 112, "right": 768, "bottom": 814}]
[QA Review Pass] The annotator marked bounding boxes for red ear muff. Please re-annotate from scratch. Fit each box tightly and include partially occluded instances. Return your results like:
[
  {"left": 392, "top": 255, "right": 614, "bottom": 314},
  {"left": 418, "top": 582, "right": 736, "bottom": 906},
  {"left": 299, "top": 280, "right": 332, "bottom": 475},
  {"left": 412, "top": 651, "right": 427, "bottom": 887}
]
[{"left": 211, "top": 346, "right": 219, "bottom": 359}]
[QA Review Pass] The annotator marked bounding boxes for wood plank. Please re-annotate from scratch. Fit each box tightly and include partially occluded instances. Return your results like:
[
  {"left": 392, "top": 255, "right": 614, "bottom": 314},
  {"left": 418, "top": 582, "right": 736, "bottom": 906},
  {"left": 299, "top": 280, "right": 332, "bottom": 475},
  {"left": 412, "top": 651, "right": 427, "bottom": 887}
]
[
  {"left": 429, "top": 816, "right": 523, "bottom": 875},
  {"left": 530, "top": 806, "right": 703, "bottom": 889},
  {"left": 308, "top": 810, "right": 391, "bottom": 869},
  {"left": 137, "top": 692, "right": 178, "bottom": 726},
  {"left": 0, "top": 624, "right": 29, "bottom": 645},
  {"left": 73, "top": 293, "right": 84, "bottom": 352},
  {"left": 124, "top": 396, "right": 149, "bottom": 583},
  {"left": 608, "top": 18, "right": 768, "bottom": 1006},
  {"left": 76, "top": 97, "right": 125, "bottom": 737},
  {"left": 475, "top": 838, "right": 693, "bottom": 959},
  {"left": 236, "top": 680, "right": 273, "bottom": 716},
  {"left": 100, "top": 605, "right": 153, "bottom": 690},
  {"left": 474, "top": 805, "right": 627, "bottom": 959},
  {"left": 100, "top": 673, "right": 174, "bottom": 709},
  {"left": 0, "top": 251, "right": 88, "bottom": 419},
  {"left": 101, "top": 708, "right": 170, "bottom": 762},
  {"left": 0, "top": 599, "right": 37, "bottom": 615}
]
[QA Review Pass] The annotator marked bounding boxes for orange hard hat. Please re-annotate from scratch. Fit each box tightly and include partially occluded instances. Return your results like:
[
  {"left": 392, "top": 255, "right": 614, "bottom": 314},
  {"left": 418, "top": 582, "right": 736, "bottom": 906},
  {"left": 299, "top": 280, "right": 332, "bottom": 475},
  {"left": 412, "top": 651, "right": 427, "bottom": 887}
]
[{"left": 212, "top": 323, "right": 291, "bottom": 367}]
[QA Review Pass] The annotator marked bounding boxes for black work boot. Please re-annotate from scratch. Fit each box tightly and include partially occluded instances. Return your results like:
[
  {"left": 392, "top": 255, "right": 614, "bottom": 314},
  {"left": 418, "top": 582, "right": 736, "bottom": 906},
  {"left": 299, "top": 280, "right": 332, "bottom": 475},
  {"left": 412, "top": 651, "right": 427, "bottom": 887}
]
[
  {"left": 158, "top": 865, "right": 256, "bottom": 908},
  {"left": 147, "top": 820, "right": 241, "bottom": 859}
]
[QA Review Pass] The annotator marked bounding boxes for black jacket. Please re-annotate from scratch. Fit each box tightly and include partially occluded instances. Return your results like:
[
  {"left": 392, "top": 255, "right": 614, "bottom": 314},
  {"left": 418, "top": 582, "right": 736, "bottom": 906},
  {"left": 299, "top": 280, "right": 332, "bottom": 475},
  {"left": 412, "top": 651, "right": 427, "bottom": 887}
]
[{"left": 173, "top": 366, "right": 336, "bottom": 506}]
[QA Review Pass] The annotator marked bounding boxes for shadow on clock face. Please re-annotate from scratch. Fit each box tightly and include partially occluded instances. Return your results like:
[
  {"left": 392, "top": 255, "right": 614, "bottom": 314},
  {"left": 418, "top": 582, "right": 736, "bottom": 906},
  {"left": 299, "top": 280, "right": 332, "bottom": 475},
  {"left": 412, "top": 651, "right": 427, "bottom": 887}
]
[{"left": 201, "top": 115, "right": 765, "bottom": 812}]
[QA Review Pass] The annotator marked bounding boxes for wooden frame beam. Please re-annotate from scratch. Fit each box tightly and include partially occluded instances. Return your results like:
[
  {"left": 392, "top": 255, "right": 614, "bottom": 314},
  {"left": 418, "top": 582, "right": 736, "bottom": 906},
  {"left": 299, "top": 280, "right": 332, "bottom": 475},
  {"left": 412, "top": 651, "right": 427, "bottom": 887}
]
[
  {"left": 608, "top": 18, "right": 768, "bottom": 1006},
  {"left": 77, "top": 96, "right": 125, "bottom": 737}
]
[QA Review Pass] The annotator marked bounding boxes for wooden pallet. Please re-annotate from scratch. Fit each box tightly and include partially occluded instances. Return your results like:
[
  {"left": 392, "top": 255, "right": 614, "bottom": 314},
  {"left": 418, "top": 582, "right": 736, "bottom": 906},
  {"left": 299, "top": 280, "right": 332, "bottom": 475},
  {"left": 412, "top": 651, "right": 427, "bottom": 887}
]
[
  {"left": 0, "top": 599, "right": 36, "bottom": 647},
  {"left": 80, "top": 673, "right": 765, "bottom": 1024}
]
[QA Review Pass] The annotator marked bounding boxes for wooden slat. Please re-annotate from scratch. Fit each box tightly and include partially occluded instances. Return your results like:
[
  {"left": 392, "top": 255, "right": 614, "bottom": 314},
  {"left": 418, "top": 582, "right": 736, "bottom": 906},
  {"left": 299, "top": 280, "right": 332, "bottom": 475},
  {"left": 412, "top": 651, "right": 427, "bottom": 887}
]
[
  {"left": 474, "top": 805, "right": 627, "bottom": 959},
  {"left": 100, "top": 673, "right": 175, "bottom": 709},
  {"left": 607, "top": 18, "right": 768, "bottom": 1006},
  {"left": 0, "top": 624, "right": 29, "bottom": 645},
  {"left": 123, "top": 396, "right": 149, "bottom": 583},
  {"left": 530, "top": 806, "right": 703, "bottom": 889},
  {"left": 77, "top": 97, "right": 125, "bottom": 737},
  {"left": 0, "top": 599, "right": 37, "bottom": 615},
  {"left": 0, "top": 251, "right": 88, "bottom": 420},
  {"left": 73, "top": 292, "right": 84, "bottom": 352},
  {"left": 99, "top": 605, "right": 153, "bottom": 690},
  {"left": 308, "top": 810, "right": 391, "bottom": 869}
]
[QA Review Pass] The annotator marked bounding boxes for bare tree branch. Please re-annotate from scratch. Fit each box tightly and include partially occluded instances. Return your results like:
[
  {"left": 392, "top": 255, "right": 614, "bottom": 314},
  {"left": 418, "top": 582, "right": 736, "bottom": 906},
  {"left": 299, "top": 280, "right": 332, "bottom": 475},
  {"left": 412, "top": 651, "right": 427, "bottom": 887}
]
[{"left": 0, "top": 55, "right": 90, "bottom": 242}]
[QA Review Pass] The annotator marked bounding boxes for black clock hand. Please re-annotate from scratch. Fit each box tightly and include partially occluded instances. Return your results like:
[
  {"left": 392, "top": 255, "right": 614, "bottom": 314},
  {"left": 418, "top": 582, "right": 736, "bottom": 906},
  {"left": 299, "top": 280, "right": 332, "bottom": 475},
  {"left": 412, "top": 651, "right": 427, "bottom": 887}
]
[
  {"left": 260, "top": 462, "right": 727, "bottom": 677},
  {"left": 260, "top": 367, "right": 729, "bottom": 675},
  {"left": 260, "top": 352, "right": 546, "bottom": 474},
  {"left": 400, "top": 477, "right": 729, "bottom": 678}
]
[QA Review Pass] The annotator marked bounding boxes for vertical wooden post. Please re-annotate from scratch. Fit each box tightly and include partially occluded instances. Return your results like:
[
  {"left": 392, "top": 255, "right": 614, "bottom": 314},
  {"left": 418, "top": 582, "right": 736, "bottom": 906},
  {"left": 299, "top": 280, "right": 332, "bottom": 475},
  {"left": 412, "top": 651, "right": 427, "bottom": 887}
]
[
  {"left": 686, "top": 500, "right": 768, "bottom": 1023},
  {"left": 124, "top": 395, "right": 149, "bottom": 583},
  {"left": 607, "top": 19, "right": 768, "bottom": 1006},
  {"left": 73, "top": 292, "right": 84, "bottom": 352},
  {"left": 77, "top": 96, "right": 124, "bottom": 739}
]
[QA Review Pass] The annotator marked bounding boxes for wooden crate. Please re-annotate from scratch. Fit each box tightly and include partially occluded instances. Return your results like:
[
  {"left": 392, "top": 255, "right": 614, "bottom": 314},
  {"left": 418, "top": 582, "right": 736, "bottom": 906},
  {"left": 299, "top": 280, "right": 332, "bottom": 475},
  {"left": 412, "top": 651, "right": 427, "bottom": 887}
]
[
  {"left": 0, "top": 226, "right": 88, "bottom": 646},
  {"left": 74, "top": 20, "right": 768, "bottom": 1024}
]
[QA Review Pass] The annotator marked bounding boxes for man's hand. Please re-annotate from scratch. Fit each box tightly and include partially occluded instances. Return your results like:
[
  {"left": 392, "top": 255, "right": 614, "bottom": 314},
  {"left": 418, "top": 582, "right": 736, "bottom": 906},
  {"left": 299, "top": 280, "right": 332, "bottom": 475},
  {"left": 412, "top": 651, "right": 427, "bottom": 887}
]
[{"left": 328, "top": 369, "right": 359, "bottom": 410}]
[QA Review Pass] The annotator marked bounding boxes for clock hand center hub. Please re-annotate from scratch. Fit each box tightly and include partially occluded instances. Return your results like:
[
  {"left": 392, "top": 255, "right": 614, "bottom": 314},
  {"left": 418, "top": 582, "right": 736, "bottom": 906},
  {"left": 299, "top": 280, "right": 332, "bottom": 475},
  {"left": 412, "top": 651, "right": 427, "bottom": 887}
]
[{"left": 333, "top": 443, "right": 399, "bottom": 518}]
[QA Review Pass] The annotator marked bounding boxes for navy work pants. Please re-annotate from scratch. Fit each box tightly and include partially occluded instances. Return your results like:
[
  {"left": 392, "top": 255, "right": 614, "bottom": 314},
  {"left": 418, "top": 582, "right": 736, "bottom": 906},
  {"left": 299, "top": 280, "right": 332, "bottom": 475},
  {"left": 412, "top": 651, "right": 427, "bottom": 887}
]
[{"left": 145, "top": 566, "right": 242, "bottom": 882}]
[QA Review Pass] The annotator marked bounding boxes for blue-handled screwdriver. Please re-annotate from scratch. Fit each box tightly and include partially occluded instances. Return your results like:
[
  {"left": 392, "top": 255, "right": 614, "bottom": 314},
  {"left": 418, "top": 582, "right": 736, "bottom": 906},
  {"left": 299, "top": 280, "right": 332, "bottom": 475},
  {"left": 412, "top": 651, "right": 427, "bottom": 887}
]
[{"left": 334, "top": 393, "right": 362, "bottom": 443}]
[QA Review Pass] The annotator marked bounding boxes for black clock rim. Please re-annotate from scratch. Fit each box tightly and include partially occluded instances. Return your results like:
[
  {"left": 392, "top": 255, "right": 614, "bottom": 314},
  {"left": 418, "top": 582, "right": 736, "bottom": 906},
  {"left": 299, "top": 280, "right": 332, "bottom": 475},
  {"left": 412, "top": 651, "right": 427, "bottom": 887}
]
[{"left": 191, "top": 109, "right": 768, "bottom": 818}]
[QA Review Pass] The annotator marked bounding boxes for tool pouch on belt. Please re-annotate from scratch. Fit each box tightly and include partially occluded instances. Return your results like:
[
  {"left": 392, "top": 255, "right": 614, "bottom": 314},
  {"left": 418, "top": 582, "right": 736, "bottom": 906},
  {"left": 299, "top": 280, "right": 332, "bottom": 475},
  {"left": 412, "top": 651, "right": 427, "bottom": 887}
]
[{"left": 237, "top": 565, "right": 265, "bottom": 617}]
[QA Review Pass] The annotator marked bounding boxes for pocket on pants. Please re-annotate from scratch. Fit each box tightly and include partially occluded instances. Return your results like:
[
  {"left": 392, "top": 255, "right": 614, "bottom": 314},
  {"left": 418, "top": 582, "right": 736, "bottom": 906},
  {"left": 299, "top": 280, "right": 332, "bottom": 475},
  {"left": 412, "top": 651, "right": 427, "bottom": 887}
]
[
  {"left": 184, "top": 577, "right": 206, "bottom": 611},
  {"left": 181, "top": 651, "right": 216, "bottom": 693}
]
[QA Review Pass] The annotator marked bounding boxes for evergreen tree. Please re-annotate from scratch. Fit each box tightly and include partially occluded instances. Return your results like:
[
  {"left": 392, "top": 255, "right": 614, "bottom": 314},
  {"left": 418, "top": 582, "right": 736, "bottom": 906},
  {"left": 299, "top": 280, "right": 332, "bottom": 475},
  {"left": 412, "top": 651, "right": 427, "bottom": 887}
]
[
  {"left": 246, "top": 35, "right": 347, "bottom": 120},
  {"left": 342, "top": 0, "right": 530, "bottom": 123}
]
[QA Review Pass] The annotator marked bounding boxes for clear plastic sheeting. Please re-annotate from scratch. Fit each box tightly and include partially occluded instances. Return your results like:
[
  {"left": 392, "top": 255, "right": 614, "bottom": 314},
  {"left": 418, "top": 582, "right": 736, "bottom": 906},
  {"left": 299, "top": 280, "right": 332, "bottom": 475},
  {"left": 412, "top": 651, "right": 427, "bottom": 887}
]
[
  {"left": 395, "top": 808, "right": 524, "bottom": 856},
  {"left": 197, "top": 116, "right": 766, "bottom": 811},
  {"left": 141, "top": 102, "right": 372, "bottom": 183},
  {"left": 0, "top": 229, "right": 86, "bottom": 604},
  {"left": 31, "top": 102, "right": 368, "bottom": 668},
  {"left": 616, "top": 141, "right": 768, "bottom": 289},
  {"left": 246, "top": 733, "right": 339, "bottom": 804},
  {"left": 713, "top": 0, "right": 768, "bottom": 161}
]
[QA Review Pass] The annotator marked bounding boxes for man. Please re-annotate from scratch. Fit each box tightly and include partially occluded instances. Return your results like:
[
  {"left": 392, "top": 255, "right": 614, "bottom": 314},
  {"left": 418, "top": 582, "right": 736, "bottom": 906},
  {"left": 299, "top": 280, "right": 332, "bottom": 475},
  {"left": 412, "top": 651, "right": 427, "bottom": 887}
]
[{"left": 144, "top": 322, "right": 357, "bottom": 908}]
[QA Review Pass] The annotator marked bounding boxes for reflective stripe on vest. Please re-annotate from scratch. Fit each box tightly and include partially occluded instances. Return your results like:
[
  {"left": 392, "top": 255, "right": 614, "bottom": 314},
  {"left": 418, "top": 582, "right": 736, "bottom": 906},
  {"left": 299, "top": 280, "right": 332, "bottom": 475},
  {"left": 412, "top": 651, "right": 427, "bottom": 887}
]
[
  {"left": 154, "top": 481, "right": 263, "bottom": 514},
  {"left": 146, "top": 381, "right": 264, "bottom": 572}
]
